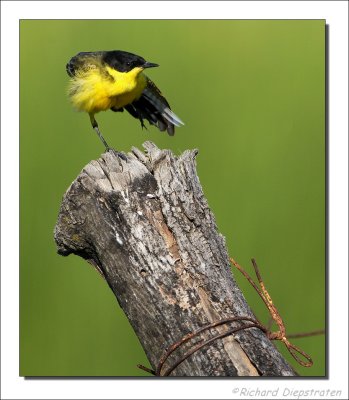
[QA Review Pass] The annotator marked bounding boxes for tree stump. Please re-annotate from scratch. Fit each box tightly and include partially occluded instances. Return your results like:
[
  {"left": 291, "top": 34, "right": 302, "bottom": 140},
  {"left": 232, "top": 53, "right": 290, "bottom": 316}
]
[{"left": 54, "top": 141, "right": 296, "bottom": 376}]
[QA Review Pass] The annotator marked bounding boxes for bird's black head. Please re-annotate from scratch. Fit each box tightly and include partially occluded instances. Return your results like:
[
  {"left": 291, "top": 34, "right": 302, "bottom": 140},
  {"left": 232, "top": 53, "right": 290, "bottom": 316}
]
[{"left": 102, "top": 50, "right": 159, "bottom": 72}]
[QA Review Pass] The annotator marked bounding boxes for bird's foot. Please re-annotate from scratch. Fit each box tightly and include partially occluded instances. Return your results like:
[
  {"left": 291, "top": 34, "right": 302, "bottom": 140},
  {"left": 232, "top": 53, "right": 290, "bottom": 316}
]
[{"left": 106, "top": 147, "right": 128, "bottom": 161}]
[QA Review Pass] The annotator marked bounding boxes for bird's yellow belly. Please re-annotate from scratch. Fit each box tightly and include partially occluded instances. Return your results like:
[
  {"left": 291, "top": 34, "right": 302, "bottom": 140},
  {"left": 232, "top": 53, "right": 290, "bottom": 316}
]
[
  {"left": 109, "top": 88, "right": 142, "bottom": 110},
  {"left": 68, "top": 67, "right": 146, "bottom": 114}
]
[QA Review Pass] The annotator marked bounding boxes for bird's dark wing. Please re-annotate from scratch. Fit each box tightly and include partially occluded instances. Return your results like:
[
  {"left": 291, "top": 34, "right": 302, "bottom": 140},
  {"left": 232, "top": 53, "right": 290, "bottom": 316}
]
[{"left": 125, "top": 77, "right": 184, "bottom": 136}]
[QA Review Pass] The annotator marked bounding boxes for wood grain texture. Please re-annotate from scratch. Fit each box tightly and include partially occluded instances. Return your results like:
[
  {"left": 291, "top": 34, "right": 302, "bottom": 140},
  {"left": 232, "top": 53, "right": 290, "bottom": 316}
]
[{"left": 54, "top": 141, "right": 296, "bottom": 376}]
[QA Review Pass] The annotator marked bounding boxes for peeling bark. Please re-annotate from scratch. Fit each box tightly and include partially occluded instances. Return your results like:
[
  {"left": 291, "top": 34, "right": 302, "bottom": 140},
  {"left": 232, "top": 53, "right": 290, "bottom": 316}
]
[{"left": 54, "top": 141, "right": 296, "bottom": 377}]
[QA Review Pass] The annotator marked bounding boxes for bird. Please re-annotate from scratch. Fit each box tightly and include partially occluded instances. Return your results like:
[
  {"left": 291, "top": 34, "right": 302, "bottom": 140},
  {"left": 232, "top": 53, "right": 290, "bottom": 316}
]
[{"left": 66, "top": 50, "right": 184, "bottom": 151}]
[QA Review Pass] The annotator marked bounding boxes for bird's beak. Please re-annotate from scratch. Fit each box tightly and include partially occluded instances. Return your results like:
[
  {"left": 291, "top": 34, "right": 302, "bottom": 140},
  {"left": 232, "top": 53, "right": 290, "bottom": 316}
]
[{"left": 143, "top": 61, "right": 159, "bottom": 69}]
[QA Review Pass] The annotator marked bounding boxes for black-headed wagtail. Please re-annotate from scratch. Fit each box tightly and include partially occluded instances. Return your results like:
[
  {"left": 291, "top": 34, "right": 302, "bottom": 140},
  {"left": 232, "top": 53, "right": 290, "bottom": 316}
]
[{"left": 66, "top": 50, "right": 184, "bottom": 150}]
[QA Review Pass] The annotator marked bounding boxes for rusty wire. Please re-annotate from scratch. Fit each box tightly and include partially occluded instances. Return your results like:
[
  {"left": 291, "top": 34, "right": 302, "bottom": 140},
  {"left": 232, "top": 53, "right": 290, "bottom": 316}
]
[
  {"left": 231, "top": 257, "right": 324, "bottom": 368},
  {"left": 138, "top": 257, "right": 324, "bottom": 376},
  {"left": 156, "top": 317, "right": 266, "bottom": 376},
  {"left": 138, "top": 316, "right": 266, "bottom": 376}
]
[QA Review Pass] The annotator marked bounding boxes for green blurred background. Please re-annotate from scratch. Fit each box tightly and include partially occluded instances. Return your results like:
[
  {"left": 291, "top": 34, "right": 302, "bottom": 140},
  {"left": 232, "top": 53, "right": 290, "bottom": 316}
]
[{"left": 20, "top": 20, "right": 325, "bottom": 377}]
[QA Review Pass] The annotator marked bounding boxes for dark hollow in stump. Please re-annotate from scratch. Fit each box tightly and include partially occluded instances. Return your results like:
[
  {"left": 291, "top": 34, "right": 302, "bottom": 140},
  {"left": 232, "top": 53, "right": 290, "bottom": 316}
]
[{"left": 54, "top": 141, "right": 296, "bottom": 377}]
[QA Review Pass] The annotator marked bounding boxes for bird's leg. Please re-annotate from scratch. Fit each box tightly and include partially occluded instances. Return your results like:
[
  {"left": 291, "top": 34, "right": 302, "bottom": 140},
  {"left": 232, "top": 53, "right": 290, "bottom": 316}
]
[
  {"left": 139, "top": 117, "right": 147, "bottom": 130},
  {"left": 89, "top": 114, "right": 127, "bottom": 161},
  {"left": 89, "top": 114, "right": 111, "bottom": 151}
]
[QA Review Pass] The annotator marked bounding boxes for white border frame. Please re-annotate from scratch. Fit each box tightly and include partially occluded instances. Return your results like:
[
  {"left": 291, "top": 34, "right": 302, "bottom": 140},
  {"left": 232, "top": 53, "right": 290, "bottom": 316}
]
[{"left": 1, "top": 1, "right": 348, "bottom": 399}]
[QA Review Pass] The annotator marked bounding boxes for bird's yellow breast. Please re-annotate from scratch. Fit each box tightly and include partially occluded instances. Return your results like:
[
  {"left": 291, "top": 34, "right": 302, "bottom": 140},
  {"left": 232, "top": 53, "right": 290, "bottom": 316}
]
[{"left": 68, "top": 65, "right": 147, "bottom": 114}]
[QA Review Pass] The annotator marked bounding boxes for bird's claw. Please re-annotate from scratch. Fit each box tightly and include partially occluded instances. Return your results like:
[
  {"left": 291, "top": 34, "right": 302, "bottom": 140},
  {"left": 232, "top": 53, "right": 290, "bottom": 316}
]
[{"left": 106, "top": 147, "right": 128, "bottom": 161}]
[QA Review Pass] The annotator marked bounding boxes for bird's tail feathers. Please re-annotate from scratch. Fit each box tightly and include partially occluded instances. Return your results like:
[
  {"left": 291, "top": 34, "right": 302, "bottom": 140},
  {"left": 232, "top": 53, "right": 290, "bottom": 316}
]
[
  {"left": 141, "top": 88, "right": 184, "bottom": 135},
  {"left": 162, "top": 107, "right": 185, "bottom": 127}
]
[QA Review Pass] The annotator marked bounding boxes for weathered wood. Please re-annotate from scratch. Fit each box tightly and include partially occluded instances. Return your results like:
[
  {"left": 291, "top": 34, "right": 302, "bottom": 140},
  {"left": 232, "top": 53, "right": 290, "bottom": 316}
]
[{"left": 54, "top": 141, "right": 296, "bottom": 376}]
